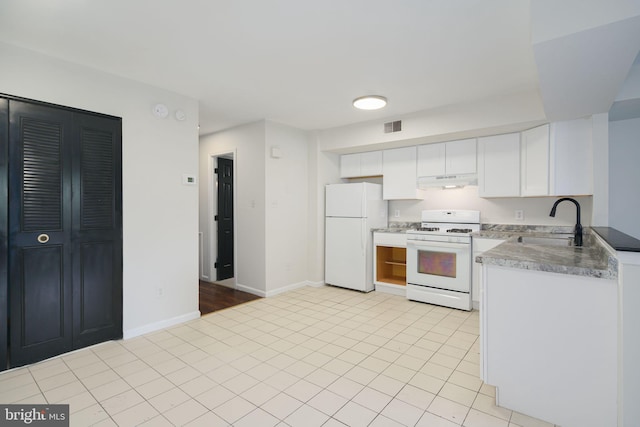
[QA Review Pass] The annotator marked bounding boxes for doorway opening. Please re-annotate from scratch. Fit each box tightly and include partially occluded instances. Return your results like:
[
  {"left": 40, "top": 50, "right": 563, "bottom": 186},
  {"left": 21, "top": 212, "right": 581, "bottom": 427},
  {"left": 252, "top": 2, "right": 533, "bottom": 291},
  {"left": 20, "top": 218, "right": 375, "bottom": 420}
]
[{"left": 199, "top": 151, "right": 238, "bottom": 306}]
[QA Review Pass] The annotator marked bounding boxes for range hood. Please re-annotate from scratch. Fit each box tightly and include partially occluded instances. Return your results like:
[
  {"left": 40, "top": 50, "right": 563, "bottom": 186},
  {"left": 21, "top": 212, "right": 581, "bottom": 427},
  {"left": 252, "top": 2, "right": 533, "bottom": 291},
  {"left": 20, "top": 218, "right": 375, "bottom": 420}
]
[{"left": 417, "top": 173, "right": 478, "bottom": 189}]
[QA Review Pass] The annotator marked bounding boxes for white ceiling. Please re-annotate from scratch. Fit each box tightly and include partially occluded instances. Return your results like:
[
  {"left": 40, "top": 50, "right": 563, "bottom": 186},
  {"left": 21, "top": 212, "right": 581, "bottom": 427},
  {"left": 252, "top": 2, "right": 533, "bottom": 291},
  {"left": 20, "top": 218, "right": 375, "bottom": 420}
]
[{"left": 0, "top": 1, "right": 638, "bottom": 135}]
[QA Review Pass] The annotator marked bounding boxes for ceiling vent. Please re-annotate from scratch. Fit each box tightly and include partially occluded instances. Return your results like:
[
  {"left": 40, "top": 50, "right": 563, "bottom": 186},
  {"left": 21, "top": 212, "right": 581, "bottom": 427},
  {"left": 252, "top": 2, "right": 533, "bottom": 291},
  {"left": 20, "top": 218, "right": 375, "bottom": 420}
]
[{"left": 384, "top": 120, "right": 402, "bottom": 133}]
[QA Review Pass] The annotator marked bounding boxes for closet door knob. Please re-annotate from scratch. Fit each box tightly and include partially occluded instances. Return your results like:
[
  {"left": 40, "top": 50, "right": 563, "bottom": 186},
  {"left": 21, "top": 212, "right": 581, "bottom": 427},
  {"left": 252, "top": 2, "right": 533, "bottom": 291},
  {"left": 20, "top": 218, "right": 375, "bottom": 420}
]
[{"left": 37, "top": 234, "right": 50, "bottom": 244}]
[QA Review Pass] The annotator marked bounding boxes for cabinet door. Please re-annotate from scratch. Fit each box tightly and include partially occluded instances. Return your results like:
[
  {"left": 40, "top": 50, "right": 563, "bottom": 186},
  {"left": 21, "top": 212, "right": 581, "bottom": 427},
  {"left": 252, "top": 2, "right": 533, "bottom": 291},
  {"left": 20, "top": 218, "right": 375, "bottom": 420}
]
[
  {"left": 383, "top": 147, "right": 422, "bottom": 200},
  {"left": 359, "top": 151, "right": 382, "bottom": 176},
  {"left": 550, "top": 118, "right": 592, "bottom": 196},
  {"left": 521, "top": 124, "right": 549, "bottom": 197},
  {"left": 478, "top": 133, "right": 520, "bottom": 197},
  {"left": 472, "top": 238, "right": 505, "bottom": 307},
  {"left": 340, "top": 153, "right": 360, "bottom": 178},
  {"left": 447, "top": 139, "right": 477, "bottom": 175},
  {"left": 417, "top": 143, "right": 446, "bottom": 176}
]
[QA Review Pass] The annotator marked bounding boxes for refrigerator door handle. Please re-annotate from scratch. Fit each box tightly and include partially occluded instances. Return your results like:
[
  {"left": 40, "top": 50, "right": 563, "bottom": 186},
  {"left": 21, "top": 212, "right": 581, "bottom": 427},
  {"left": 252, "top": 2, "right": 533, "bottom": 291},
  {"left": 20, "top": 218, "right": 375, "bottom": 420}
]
[{"left": 361, "top": 218, "right": 366, "bottom": 256}]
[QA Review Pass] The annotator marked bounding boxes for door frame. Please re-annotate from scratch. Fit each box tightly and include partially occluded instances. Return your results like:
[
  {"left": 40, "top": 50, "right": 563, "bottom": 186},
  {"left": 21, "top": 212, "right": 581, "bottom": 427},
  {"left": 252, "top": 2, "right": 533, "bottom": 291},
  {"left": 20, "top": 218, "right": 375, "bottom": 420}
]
[{"left": 206, "top": 150, "right": 237, "bottom": 287}]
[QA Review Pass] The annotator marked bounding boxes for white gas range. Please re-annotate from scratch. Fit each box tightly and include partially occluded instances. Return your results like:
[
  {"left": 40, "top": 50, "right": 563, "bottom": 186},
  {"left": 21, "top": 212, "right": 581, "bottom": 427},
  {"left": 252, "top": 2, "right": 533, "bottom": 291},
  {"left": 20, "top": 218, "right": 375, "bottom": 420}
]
[{"left": 405, "top": 210, "right": 480, "bottom": 311}]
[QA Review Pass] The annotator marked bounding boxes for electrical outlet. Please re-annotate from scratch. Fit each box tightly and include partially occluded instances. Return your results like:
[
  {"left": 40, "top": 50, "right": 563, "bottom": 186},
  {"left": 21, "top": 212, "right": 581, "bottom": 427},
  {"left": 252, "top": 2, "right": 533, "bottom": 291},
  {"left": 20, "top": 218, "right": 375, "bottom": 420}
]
[
  {"left": 156, "top": 287, "right": 164, "bottom": 298},
  {"left": 515, "top": 210, "right": 524, "bottom": 221},
  {"left": 394, "top": 210, "right": 400, "bottom": 218}
]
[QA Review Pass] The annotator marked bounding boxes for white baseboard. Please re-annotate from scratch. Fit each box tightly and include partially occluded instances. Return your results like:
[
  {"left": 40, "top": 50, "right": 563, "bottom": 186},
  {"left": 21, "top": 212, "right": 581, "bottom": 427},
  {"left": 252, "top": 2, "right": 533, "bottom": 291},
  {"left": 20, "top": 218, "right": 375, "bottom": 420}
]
[
  {"left": 375, "top": 282, "right": 406, "bottom": 297},
  {"left": 237, "top": 280, "right": 326, "bottom": 298},
  {"left": 265, "top": 280, "right": 313, "bottom": 297},
  {"left": 123, "top": 310, "right": 201, "bottom": 339},
  {"left": 307, "top": 281, "right": 326, "bottom": 288},
  {"left": 236, "top": 283, "right": 266, "bottom": 297}
]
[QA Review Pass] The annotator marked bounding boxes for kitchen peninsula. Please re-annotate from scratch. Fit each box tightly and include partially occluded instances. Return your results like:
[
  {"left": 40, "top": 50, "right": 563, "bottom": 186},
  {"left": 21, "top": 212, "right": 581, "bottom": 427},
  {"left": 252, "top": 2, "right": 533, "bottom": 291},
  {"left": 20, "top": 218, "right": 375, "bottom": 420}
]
[{"left": 476, "top": 227, "right": 640, "bottom": 427}]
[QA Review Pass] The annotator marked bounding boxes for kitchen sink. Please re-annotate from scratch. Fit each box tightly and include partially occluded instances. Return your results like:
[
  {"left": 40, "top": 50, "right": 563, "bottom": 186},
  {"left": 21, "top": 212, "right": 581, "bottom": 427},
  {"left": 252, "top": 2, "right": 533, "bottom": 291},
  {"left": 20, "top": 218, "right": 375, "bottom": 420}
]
[{"left": 516, "top": 235, "right": 575, "bottom": 247}]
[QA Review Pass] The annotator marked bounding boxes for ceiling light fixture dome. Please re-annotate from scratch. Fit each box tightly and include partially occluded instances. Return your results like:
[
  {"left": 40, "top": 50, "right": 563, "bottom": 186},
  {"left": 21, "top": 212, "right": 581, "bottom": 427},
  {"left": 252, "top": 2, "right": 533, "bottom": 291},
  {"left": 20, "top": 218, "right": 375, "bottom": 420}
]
[{"left": 353, "top": 95, "right": 387, "bottom": 110}]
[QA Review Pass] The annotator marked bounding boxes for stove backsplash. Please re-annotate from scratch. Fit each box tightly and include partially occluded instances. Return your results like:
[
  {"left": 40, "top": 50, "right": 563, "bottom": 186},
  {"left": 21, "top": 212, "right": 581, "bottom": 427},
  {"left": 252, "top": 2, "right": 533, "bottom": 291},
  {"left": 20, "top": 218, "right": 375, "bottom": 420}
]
[{"left": 388, "top": 221, "right": 421, "bottom": 229}]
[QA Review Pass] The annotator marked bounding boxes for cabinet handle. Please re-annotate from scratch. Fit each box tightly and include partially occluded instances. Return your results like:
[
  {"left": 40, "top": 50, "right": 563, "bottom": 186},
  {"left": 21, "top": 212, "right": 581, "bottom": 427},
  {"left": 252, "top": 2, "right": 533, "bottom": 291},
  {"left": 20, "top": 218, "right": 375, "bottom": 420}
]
[{"left": 37, "top": 234, "right": 50, "bottom": 244}]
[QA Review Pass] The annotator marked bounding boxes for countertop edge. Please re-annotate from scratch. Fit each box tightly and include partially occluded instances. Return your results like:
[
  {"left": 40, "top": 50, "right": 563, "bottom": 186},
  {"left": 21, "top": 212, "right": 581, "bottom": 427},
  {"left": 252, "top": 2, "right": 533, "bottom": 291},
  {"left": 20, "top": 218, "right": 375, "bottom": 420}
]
[{"left": 476, "top": 228, "right": 618, "bottom": 280}]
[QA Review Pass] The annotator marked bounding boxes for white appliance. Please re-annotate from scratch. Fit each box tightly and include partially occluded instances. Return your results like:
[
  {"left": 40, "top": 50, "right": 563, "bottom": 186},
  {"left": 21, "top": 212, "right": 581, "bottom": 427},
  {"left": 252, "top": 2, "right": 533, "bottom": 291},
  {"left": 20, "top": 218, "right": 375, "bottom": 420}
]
[
  {"left": 406, "top": 210, "right": 480, "bottom": 310},
  {"left": 325, "top": 183, "right": 388, "bottom": 292}
]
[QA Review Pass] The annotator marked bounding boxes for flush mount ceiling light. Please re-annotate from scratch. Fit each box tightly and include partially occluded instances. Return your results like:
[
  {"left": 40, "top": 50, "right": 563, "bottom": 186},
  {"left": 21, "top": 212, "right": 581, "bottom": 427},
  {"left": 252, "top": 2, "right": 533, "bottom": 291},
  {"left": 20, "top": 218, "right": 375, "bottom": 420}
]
[{"left": 353, "top": 95, "right": 387, "bottom": 110}]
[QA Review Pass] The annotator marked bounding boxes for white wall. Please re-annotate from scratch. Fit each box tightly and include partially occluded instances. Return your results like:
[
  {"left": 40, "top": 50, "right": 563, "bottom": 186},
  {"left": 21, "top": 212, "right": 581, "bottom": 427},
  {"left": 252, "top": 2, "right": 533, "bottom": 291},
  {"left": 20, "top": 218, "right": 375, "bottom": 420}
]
[
  {"left": 388, "top": 186, "right": 593, "bottom": 227},
  {"left": 0, "top": 43, "right": 200, "bottom": 337},
  {"left": 609, "top": 117, "right": 640, "bottom": 239},
  {"left": 307, "top": 140, "right": 342, "bottom": 284},
  {"left": 264, "top": 121, "right": 311, "bottom": 294},
  {"left": 316, "top": 91, "right": 546, "bottom": 153},
  {"left": 199, "top": 121, "right": 267, "bottom": 294}
]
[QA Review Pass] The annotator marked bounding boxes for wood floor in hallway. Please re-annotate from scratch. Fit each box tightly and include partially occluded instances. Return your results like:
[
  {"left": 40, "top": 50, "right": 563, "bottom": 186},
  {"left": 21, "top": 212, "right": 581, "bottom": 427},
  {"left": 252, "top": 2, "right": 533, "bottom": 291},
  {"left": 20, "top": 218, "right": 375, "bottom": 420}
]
[{"left": 199, "top": 280, "right": 262, "bottom": 315}]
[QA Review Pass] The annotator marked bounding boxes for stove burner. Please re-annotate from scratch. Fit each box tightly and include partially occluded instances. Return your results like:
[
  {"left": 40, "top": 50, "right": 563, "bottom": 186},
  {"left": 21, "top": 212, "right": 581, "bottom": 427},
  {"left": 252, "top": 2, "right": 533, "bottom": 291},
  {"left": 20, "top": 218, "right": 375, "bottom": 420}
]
[
  {"left": 447, "top": 228, "right": 473, "bottom": 233},
  {"left": 418, "top": 227, "right": 440, "bottom": 232}
]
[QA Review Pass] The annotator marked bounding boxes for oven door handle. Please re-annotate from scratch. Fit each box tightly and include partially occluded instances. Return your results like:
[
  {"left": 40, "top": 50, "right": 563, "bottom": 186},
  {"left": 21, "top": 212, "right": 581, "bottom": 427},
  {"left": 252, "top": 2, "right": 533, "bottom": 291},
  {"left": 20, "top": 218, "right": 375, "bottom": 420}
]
[{"left": 407, "top": 241, "right": 470, "bottom": 250}]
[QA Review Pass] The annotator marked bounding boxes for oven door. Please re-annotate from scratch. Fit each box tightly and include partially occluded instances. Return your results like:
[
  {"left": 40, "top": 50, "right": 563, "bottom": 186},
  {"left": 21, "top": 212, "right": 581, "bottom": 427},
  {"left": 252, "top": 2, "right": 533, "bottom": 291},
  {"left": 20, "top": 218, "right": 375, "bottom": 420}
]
[{"left": 407, "top": 240, "right": 471, "bottom": 292}]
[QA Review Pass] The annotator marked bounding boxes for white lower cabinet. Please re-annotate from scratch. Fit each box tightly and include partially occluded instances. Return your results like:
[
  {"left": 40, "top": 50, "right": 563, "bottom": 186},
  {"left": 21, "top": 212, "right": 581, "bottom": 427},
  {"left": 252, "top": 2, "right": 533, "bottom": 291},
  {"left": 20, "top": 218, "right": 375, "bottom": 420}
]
[
  {"left": 481, "top": 265, "right": 617, "bottom": 427},
  {"left": 373, "top": 232, "right": 406, "bottom": 295},
  {"left": 472, "top": 237, "right": 504, "bottom": 309}
]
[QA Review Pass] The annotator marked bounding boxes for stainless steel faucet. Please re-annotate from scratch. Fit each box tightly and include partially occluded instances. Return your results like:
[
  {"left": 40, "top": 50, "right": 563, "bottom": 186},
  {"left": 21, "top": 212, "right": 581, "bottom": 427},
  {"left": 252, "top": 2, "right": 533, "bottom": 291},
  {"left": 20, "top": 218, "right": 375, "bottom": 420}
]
[{"left": 549, "top": 197, "right": 583, "bottom": 247}]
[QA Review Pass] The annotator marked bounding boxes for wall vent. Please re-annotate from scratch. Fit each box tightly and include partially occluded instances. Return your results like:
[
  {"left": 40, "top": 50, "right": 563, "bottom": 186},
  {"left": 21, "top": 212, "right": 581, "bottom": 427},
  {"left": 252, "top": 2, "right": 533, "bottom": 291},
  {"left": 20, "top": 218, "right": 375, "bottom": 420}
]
[{"left": 384, "top": 120, "right": 402, "bottom": 133}]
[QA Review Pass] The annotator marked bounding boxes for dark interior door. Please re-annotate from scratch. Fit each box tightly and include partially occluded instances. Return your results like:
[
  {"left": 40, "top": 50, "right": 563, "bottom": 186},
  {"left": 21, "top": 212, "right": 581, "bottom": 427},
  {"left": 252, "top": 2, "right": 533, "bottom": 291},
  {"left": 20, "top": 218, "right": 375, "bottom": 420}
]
[
  {"left": 216, "top": 157, "right": 234, "bottom": 281},
  {"left": 8, "top": 100, "right": 74, "bottom": 366}
]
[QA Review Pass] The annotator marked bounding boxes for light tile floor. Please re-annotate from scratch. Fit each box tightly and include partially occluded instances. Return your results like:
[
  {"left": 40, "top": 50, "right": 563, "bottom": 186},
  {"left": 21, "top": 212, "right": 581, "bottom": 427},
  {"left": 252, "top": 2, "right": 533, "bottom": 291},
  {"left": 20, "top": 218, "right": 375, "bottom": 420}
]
[{"left": 0, "top": 286, "right": 558, "bottom": 427}]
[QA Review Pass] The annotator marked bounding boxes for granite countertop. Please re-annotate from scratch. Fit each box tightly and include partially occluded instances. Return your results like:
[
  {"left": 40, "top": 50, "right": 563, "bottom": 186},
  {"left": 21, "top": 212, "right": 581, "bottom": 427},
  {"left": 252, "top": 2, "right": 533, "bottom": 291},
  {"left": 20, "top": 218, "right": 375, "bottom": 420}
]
[
  {"left": 476, "top": 227, "right": 618, "bottom": 279},
  {"left": 372, "top": 227, "right": 413, "bottom": 233},
  {"left": 372, "top": 222, "right": 420, "bottom": 233}
]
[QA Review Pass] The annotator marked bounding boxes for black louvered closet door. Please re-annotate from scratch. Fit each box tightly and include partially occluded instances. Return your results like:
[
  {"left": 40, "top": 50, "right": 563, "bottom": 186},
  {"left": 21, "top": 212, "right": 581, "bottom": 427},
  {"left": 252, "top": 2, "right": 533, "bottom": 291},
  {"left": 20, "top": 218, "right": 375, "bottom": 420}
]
[
  {"left": 8, "top": 100, "right": 74, "bottom": 366},
  {"left": 5, "top": 99, "right": 122, "bottom": 368},
  {"left": 71, "top": 112, "right": 122, "bottom": 349}
]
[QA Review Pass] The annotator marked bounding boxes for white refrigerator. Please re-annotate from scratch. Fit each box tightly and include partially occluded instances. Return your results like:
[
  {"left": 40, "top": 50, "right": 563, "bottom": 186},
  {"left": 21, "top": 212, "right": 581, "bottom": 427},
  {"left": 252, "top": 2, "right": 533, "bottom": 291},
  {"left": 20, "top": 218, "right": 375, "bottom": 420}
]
[{"left": 325, "top": 183, "right": 388, "bottom": 292}]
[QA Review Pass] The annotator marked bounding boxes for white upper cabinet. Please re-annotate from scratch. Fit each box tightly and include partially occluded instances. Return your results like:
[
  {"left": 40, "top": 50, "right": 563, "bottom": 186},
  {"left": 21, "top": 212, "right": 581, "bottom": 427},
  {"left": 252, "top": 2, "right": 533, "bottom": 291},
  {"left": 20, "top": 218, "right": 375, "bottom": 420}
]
[
  {"left": 446, "top": 138, "right": 477, "bottom": 175},
  {"left": 478, "top": 133, "right": 521, "bottom": 197},
  {"left": 550, "top": 118, "right": 592, "bottom": 196},
  {"left": 417, "top": 143, "right": 446, "bottom": 177},
  {"left": 340, "top": 151, "right": 382, "bottom": 178},
  {"left": 340, "top": 153, "right": 360, "bottom": 178},
  {"left": 417, "top": 139, "right": 476, "bottom": 177},
  {"left": 359, "top": 151, "right": 383, "bottom": 177},
  {"left": 383, "top": 146, "right": 424, "bottom": 200},
  {"left": 519, "top": 119, "right": 593, "bottom": 197},
  {"left": 521, "top": 124, "right": 550, "bottom": 197}
]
